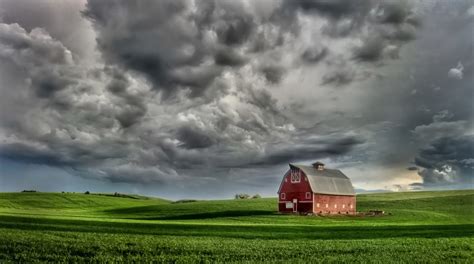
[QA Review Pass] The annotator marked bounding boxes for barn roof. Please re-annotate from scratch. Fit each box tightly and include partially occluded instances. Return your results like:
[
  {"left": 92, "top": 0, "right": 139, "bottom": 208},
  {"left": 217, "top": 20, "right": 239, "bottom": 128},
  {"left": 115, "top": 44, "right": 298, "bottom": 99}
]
[{"left": 289, "top": 164, "right": 355, "bottom": 196}]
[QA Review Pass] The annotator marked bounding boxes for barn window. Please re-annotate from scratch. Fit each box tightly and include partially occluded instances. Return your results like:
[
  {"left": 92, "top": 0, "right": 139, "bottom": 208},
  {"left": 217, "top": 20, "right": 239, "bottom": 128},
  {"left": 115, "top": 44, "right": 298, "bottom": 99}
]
[
  {"left": 290, "top": 169, "right": 301, "bottom": 183},
  {"left": 305, "top": 192, "right": 311, "bottom": 199},
  {"left": 334, "top": 204, "right": 337, "bottom": 209},
  {"left": 325, "top": 204, "right": 328, "bottom": 208},
  {"left": 342, "top": 204, "right": 345, "bottom": 209},
  {"left": 280, "top": 193, "right": 286, "bottom": 200},
  {"left": 316, "top": 203, "right": 320, "bottom": 208},
  {"left": 350, "top": 204, "right": 353, "bottom": 209}
]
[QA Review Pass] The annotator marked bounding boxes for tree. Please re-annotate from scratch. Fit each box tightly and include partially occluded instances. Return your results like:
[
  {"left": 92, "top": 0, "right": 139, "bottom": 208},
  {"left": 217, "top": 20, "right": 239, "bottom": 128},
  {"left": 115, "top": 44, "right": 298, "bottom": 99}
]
[{"left": 234, "top": 193, "right": 250, "bottom": 199}]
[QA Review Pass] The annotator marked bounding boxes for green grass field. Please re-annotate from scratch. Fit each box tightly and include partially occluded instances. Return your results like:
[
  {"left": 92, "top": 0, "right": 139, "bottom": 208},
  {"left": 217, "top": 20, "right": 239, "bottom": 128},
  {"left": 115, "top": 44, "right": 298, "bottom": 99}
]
[{"left": 0, "top": 190, "right": 473, "bottom": 263}]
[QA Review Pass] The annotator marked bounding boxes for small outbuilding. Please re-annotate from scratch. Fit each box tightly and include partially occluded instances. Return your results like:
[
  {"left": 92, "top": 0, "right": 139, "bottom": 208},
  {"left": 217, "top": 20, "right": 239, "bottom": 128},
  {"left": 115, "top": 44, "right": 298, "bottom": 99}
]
[{"left": 277, "top": 162, "right": 356, "bottom": 215}]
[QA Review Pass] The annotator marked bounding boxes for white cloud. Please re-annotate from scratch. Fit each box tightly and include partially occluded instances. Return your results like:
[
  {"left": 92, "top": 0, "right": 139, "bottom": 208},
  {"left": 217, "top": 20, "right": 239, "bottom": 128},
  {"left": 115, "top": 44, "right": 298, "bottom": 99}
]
[{"left": 448, "top": 62, "right": 464, "bottom": 80}]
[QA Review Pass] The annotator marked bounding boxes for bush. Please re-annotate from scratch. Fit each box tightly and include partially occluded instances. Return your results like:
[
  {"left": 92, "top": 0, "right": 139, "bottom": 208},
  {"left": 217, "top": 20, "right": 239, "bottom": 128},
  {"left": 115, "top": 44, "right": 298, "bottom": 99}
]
[
  {"left": 173, "top": 199, "right": 197, "bottom": 204},
  {"left": 21, "top": 190, "right": 37, "bottom": 193},
  {"left": 84, "top": 191, "right": 90, "bottom": 195},
  {"left": 252, "top": 194, "right": 261, "bottom": 199},
  {"left": 234, "top": 193, "right": 250, "bottom": 199}
]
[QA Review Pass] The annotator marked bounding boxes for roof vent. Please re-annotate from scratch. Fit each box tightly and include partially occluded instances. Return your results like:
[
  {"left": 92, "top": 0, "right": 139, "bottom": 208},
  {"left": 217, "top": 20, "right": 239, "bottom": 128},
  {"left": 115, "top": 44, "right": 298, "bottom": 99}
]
[{"left": 312, "top": 161, "right": 325, "bottom": 170}]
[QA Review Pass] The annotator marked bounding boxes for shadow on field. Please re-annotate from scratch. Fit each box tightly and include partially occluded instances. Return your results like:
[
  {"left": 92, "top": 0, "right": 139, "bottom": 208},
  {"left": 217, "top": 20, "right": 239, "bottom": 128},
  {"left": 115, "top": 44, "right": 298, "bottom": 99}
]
[
  {"left": 0, "top": 215, "right": 472, "bottom": 240},
  {"left": 103, "top": 205, "right": 276, "bottom": 220},
  {"left": 103, "top": 205, "right": 165, "bottom": 215},
  {"left": 137, "top": 210, "right": 275, "bottom": 220}
]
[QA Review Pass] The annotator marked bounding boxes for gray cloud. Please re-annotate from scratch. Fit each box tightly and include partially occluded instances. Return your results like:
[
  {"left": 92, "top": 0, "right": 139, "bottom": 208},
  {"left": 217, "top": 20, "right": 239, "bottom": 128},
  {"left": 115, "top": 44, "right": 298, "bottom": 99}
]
[
  {"left": 82, "top": 0, "right": 291, "bottom": 98},
  {"left": 176, "top": 125, "right": 216, "bottom": 149},
  {"left": 3, "top": 0, "right": 472, "bottom": 198},
  {"left": 252, "top": 134, "right": 364, "bottom": 166},
  {"left": 321, "top": 68, "right": 355, "bottom": 86},
  {"left": 372, "top": 1, "right": 417, "bottom": 25},
  {"left": 413, "top": 115, "right": 473, "bottom": 186},
  {"left": 288, "top": 0, "right": 373, "bottom": 20},
  {"left": 415, "top": 136, "right": 473, "bottom": 186},
  {"left": 214, "top": 49, "right": 248, "bottom": 67},
  {"left": 260, "top": 66, "right": 286, "bottom": 84},
  {"left": 301, "top": 46, "right": 328, "bottom": 64},
  {"left": 353, "top": 36, "right": 386, "bottom": 62},
  {"left": 448, "top": 62, "right": 464, "bottom": 80}
]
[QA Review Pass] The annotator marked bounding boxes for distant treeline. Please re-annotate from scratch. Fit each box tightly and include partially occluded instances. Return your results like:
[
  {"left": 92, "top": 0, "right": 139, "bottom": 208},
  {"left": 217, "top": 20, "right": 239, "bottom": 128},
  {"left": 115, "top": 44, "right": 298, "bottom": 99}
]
[{"left": 234, "top": 194, "right": 261, "bottom": 199}]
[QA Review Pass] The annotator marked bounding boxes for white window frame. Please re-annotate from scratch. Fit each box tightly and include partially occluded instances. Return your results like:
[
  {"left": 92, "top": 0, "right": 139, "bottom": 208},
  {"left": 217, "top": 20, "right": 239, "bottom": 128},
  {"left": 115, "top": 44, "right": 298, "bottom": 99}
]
[
  {"left": 334, "top": 204, "right": 337, "bottom": 209},
  {"left": 325, "top": 203, "right": 329, "bottom": 208},
  {"left": 316, "top": 203, "right": 320, "bottom": 208},
  {"left": 290, "top": 169, "right": 301, "bottom": 183},
  {"left": 350, "top": 204, "right": 353, "bottom": 209},
  {"left": 280, "top": 193, "right": 286, "bottom": 200},
  {"left": 342, "top": 204, "right": 345, "bottom": 209},
  {"left": 305, "top": 192, "right": 311, "bottom": 199}
]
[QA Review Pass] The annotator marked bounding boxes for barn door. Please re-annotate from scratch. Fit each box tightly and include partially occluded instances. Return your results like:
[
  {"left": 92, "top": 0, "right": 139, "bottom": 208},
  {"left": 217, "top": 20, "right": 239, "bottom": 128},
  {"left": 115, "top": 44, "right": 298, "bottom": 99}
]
[{"left": 293, "top": 198, "right": 298, "bottom": 213}]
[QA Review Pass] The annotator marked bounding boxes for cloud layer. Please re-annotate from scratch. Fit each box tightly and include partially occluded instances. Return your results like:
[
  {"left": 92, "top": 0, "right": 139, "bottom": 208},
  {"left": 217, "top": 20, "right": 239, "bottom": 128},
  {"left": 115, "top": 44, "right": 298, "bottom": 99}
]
[{"left": 0, "top": 0, "right": 472, "bottom": 196}]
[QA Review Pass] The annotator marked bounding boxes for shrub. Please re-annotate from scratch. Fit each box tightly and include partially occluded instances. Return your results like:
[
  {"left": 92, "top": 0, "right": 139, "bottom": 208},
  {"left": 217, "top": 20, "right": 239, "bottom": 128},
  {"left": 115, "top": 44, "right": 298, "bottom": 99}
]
[
  {"left": 173, "top": 199, "right": 197, "bottom": 204},
  {"left": 84, "top": 191, "right": 90, "bottom": 195},
  {"left": 21, "top": 190, "right": 37, "bottom": 193},
  {"left": 252, "top": 194, "right": 261, "bottom": 199},
  {"left": 234, "top": 193, "right": 250, "bottom": 199}
]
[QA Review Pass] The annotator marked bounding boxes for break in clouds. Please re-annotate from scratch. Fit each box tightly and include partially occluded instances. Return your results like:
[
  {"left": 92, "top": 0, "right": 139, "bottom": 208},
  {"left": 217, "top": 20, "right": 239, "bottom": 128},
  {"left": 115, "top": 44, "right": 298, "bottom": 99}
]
[{"left": 0, "top": 0, "right": 472, "bottom": 197}]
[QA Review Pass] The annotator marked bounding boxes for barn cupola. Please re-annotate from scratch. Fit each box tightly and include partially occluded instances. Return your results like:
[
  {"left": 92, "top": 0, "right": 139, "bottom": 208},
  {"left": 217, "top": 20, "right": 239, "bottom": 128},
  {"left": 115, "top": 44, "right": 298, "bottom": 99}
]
[{"left": 312, "top": 161, "right": 325, "bottom": 170}]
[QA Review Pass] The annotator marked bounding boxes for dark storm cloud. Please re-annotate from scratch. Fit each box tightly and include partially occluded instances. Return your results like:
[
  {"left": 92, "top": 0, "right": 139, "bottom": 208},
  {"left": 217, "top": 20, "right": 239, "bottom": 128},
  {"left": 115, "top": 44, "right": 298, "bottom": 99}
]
[
  {"left": 253, "top": 134, "right": 364, "bottom": 166},
  {"left": 0, "top": 0, "right": 96, "bottom": 61},
  {"left": 372, "top": 1, "right": 417, "bottom": 25},
  {"left": 288, "top": 0, "right": 373, "bottom": 20},
  {"left": 353, "top": 36, "right": 385, "bottom": 62},
  {"left": 176, "top": 125, "right": 215, "bottom": 149},
  {"left": 83, "top": 0, "right": 205, "bottom": 97},
  {"left": 82, "top": 0, "right": 267, "bottom": 98},
  {"left": 321, "top": 68, "right": 355, "bottom": 86},
  {"left": 0, "top": 23, "right": 81, "bottom": 105},
  {"left": 4, "top": 0, "right": 461, "bottom": 196},
  {"left": 216, "top": 16, "right": 255, "bottom": 46},
  {"left": 106, "top": 68, "right": 148, "bottom": 128},
  {"left": 0, "top": 142, "right": 74, "bottom": 167},
  {"left": 301, "top": 46, "right": 328, "bottom": 64},
  {"left": 353, "top": 25, "right": 416, "bottom": 63},
  {"left": 214, "top": 49, "right": 248, "bottom": 67},
  {"left": 415, "top": 135, "right": 474, "bottom": 185},
  {"left": 82, "top": 0, "right": 418, "bottom": 96},
  {"left": 260, "top": 66, "right": 286, "bottom": 84}
]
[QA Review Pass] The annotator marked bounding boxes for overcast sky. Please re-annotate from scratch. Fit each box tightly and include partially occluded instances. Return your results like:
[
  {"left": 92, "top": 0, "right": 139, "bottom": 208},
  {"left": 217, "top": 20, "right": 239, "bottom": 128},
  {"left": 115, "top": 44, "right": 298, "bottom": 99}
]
[{"left": 0, "top": 0, "right": 472, "bottom": 199}]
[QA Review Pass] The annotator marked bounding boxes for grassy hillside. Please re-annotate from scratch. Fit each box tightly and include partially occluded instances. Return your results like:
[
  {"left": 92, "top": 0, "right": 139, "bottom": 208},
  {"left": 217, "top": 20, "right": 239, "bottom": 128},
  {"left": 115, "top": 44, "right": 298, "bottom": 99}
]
[
  {"left": 1, "top": 190, "right": 471, "bottom": 225},
  {"left": 0, "top": 190, "right": 472, "bottom": 263}
]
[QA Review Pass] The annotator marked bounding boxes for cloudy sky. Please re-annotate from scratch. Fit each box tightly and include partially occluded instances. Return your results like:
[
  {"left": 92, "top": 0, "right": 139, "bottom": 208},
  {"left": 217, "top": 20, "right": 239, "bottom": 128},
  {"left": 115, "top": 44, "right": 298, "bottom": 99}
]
[{"left": 0, "top": 0, "right": 472, "bottom": 199}]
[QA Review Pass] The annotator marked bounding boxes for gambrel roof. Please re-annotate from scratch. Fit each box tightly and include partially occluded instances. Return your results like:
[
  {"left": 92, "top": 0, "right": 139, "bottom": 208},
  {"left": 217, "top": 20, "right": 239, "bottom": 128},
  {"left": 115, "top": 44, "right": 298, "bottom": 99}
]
[{"left": 289, "top": 164, "right": 355, "bottom": 196}]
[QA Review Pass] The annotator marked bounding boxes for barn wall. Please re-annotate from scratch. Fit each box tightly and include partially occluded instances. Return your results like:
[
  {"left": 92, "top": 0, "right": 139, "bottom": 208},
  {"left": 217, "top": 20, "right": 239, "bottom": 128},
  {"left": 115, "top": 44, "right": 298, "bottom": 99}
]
[
  {"left": 278, "top": 170, "right": 313, "bottom": 213},
  {"left": 312, "top": 194, "right": 356, "bottom": 215}
]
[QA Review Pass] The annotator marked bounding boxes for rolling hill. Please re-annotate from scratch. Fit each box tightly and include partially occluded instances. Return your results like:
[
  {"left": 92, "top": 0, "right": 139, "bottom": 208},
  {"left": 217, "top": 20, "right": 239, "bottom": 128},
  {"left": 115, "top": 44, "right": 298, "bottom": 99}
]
[{"left": 0, "top": 190, "right": 472, "bottom": 262}]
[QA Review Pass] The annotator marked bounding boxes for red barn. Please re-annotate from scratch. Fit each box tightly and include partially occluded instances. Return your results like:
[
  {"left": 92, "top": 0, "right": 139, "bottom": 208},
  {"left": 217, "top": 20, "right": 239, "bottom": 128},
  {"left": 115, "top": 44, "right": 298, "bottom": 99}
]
[{"left": 278, "top": 162, "right": 356, "bottom": 215}]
